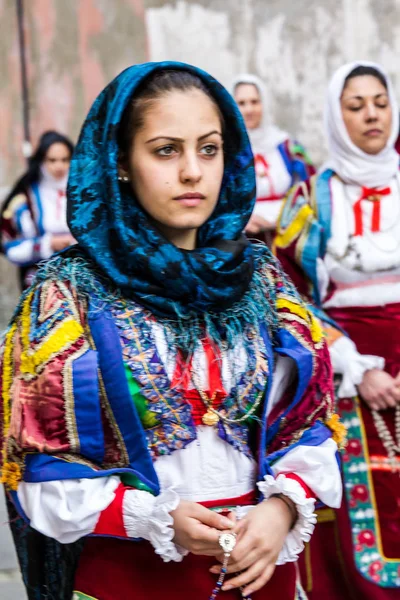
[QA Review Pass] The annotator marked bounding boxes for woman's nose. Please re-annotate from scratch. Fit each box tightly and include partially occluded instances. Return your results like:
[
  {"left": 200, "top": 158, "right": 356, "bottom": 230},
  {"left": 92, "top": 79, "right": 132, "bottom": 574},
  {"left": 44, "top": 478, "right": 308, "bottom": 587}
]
[
  {"left": 180, "top": 152, "right": 202, "bottom": 183},
  {"left": 365, "top": 102, "right": 378, "bottom": 121}
]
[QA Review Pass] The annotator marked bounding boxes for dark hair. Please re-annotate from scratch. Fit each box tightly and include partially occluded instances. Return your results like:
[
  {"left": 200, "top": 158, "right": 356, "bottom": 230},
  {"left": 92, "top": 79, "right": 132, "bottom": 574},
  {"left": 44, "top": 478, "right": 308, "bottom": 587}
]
[
  {"left": 3, "top": 130, "right": 74, "bottom": 205},
  {"left": 117, "top": 69, "right": 225, "bottom": 157},
  {"left": 343, "top": 65, "right": 388, "bottom": 91}
]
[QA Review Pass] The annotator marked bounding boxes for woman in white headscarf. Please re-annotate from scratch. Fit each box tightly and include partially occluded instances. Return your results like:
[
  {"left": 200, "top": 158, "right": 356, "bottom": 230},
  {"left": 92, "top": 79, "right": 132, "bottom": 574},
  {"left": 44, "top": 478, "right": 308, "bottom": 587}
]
[
  {"left": 275, "top": 61, "right": 400, "bottom": 600},
  {"left": 232, "top": 75, "right": 315, "bottom": 242}
]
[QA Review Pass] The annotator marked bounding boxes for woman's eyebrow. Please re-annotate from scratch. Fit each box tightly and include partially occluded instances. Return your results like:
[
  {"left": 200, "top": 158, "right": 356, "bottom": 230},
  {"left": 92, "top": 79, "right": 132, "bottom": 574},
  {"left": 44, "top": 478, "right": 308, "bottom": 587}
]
[
  {"left": 342, "top": 92, "right": 389, "bottom": 101},
  {"left": 146, "top": 130, "right": 223, "bottom": 144}
]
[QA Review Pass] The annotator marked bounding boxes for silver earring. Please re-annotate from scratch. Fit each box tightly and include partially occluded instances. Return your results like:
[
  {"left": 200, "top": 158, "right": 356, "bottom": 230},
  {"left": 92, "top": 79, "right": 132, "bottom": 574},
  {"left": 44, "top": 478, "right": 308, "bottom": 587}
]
[{"left": 118, "top": 175, "right": 129, "bottom": 182}]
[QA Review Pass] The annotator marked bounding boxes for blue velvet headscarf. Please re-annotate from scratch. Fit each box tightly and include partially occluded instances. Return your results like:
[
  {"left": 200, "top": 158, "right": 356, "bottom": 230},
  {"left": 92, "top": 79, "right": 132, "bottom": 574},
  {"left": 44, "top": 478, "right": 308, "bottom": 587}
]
[{"left": 67, "top": 61, "right": 258, "bottom": 319}]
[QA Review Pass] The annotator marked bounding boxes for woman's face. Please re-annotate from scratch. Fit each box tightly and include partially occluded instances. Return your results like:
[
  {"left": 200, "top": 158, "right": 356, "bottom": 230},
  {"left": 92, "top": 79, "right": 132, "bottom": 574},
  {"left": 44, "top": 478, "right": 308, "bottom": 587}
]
[
  {"left": 234, "top": 83, "right": 263, "bottom": 130},
  {"left": 340, "top": 75, "right": 392, "bottom": 155},
  {"left": 43, "top": 142, "right": 71, "bottom": 180},
  {"left": 124, "top": 88, "right": 224, "bottom": 250}
]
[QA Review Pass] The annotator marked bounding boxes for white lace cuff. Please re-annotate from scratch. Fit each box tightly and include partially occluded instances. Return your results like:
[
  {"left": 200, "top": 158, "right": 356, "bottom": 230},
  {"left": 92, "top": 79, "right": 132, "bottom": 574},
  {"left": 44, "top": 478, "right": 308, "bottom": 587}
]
[
  {"left": 122, "top": 488, "right": 186, "bottom": 563},
  {"left": 329, "top": 336, "right": 384, "bottom": 398},
  {"left": 257, "top": 474, "right": 317, "bottom": 565}
]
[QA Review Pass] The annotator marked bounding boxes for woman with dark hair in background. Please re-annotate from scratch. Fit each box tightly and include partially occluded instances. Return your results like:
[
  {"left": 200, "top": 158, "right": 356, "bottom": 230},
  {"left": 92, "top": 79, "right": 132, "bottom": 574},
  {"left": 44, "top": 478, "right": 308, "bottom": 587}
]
[
  {"left": 0, "top": 130, "right": 75, "bottom": 289},
  {"left": 276, "top": 61, "right": 400, "bottom": 599},
  {"left": 232, "top": 75, "right": 315, "bottom": 245},
  {"left": 1, "top": 62, "right": 342, "bottom": 599}
]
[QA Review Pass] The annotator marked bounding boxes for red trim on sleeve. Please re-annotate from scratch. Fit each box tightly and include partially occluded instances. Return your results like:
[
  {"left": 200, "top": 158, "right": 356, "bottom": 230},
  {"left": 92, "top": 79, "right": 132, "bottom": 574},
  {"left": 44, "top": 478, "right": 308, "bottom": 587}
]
[
  {"left": 94, "top": 483, "right": 128, "bottom": 538},
  {"left": 284, "top": 473, "right": 314, "bottom": 499}
]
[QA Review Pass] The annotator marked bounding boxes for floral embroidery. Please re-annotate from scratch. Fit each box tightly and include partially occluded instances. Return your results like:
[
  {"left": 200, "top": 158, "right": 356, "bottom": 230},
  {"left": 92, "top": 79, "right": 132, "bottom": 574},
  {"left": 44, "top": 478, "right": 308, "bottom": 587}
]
[
  {"left": 338, "top": 391, "right": 400, "bottom": 587},
  {"left": 111, "top": 302, "right": 268, "bottom": 460}
]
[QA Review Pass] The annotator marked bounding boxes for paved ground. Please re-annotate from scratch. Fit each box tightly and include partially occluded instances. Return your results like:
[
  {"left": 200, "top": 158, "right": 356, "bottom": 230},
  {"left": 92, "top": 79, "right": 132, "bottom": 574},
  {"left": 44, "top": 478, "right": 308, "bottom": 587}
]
[{"left": 0, "top": 491, "right": 27, "bottom": 599}]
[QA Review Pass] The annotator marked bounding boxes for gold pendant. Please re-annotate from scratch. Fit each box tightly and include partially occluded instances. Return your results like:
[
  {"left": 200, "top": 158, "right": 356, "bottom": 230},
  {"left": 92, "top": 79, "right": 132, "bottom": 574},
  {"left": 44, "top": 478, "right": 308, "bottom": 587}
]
[{"left": 202, "top": 408, "right": 219, "bottom": 426}]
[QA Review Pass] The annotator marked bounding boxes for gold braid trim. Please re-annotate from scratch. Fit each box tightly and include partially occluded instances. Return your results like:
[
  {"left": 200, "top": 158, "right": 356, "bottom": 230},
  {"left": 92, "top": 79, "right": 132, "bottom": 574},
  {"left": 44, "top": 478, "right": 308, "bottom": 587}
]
[
  {"left": 1, "top": 461, "right": 21, "bottom": 491},
  {"left": 1, "top": 323, "right": 18, "bottom": 488},
  {"left": 276, "top": 297, "right": 323, "bottom": 344},
  {"left": 325, "top": 413, "right": 347, "bottom": 449},
  {"left": 20, "top": 318, "right": 84, "bottom": 376}
]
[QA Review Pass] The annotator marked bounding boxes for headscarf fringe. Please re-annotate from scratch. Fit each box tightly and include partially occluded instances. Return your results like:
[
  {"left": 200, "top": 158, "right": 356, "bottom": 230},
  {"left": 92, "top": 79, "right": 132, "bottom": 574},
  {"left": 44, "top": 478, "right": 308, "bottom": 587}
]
[{"left": 20, "top": 245, "right": 280, "bottom": 356}]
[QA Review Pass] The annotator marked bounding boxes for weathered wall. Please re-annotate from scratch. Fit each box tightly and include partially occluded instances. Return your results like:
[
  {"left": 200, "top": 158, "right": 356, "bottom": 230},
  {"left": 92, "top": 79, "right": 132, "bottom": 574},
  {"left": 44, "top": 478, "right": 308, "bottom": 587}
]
[
  {"left": 146, "top": 0, "right": 400, "bottom": 161},
  {"left": 0, "top": 0, "right": 148, "bottom": 329},
  {"left": 1, "top": 0, "right": 400, "bottom": 328}
]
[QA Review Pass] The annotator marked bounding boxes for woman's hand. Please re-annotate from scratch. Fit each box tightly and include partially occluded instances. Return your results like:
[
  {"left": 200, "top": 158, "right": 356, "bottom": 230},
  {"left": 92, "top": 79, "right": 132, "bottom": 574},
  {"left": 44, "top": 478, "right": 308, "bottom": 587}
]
[
  {"left": 358, "top": 369, "right": 400, "bottom": 410},
  {"left": 245, "top": 214, "right": 274, "bottom": 235},
  {"left": 170, "top": 500, "right": 235, "bottom": 556},
  {"left": 51, "top": 233, "right": 76, "bottom": 252},
  {"left": 210, "top": 496, "right": 293, "bottom": 596}
]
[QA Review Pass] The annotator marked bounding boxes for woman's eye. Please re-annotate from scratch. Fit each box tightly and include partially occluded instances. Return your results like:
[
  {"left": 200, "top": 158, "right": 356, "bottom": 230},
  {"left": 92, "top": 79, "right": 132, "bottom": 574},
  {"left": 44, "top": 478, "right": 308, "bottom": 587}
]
[
  {"left": 156, "top": 146, "right": 176, "bottom": 156},
  {"left": 200, "top": 144, "right": 218, "bottom": 156},
  {"left": 348, "top": 106, "right": 362, "bottom": 112},
  {"left": 376, "top": 104, "right": 389, "bottom": 109}
]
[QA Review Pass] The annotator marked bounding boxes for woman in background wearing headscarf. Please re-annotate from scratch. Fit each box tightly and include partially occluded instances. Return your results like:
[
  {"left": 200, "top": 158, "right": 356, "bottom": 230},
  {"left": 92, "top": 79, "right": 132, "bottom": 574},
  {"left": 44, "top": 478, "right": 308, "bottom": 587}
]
[
  {"left": 232, "top": 75, "right": 315, "bottom": 244},
  {"left": 0, "top": 62, "right": 342, "bottom": 599},
  {"left": 275, "top": 61, "right": 400, "bottom": 599},
  {"left": 0, "top": 131, "right": 75, "bottom": 289}
]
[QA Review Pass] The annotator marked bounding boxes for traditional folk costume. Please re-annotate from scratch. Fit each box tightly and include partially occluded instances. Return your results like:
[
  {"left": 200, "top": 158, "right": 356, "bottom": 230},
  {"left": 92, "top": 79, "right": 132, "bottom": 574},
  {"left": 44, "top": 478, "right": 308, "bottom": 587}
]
[
  {"left": 275, "top": 61, "right": 400, "bottom": 599},
  {"left": 1, "top": 62, "right": 342, "bottom": 600},
  {"left": 0, "top": 166, "right": 69, "bottom": 289},
  {"left": 232, "top": 75, "right": 315, "bottom": 230}
]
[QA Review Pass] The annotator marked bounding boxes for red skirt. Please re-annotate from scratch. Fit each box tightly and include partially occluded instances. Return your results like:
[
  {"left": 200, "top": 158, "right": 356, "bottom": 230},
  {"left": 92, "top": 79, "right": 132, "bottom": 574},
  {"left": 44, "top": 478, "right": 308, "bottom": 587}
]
[
  {"left": 74, "top": 537, "right": 298, "bottom": 599},
  {"left": 299, "top": 302, "right": 400, "bottom": 599},
  {"left": 74, "top": 492, "right": 299, "bottom": 599}
]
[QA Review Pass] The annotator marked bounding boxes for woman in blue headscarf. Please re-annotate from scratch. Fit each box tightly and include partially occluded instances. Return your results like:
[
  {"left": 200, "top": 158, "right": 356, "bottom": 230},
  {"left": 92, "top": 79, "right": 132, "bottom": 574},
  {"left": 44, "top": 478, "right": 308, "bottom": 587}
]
[{"left": 1, "top": 62, "right": 342, "bottom": 600}]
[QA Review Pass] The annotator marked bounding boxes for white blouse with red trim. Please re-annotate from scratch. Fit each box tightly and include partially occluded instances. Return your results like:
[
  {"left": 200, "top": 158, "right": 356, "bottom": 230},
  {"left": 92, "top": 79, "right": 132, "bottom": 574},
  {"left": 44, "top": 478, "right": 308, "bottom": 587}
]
[
  {"left": 17, "top": 323, "right": 342, "bottom": 564},
  {"left": 252, "top": 149, "right": 292, "bottom": 226},
  {"left": 317, "top": 173, "right": 400, "bottom": 397}
]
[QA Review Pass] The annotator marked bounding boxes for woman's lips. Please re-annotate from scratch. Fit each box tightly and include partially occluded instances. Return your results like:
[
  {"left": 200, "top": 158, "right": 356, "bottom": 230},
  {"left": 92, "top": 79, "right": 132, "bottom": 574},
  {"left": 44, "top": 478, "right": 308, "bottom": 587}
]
[
  {"left": 364, "top": 129, "right": 383, "bottom": 136},
  {"left": 174, "top": 193, "right": 205, "bottom": 207}
]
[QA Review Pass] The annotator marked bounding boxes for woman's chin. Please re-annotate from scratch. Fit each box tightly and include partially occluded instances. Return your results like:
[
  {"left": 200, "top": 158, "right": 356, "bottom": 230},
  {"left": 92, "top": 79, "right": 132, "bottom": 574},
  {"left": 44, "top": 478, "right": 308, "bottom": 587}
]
[{"left": 357, "top": 139, "right": 388, "bottom": 155}]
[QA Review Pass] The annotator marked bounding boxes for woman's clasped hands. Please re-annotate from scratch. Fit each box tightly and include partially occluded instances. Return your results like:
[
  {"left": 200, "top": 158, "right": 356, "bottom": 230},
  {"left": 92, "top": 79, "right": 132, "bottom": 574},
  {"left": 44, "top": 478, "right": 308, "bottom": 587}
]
[{"left": 171, "top": 496, "right": 294, "bottom": 597}]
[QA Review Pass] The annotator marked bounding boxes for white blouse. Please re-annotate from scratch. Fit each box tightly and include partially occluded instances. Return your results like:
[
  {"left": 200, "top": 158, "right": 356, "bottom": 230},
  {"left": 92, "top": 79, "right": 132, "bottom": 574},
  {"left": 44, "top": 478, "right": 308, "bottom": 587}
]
[
  {"left": 5, "top": 176, "right": 69, "bottom": 266},
  {"left": 318, "top": 174, "right": 400, "bottom": 395},
  {"left": 252, "top": 148, "right": 292, "bottom": 226},
  {"left": 18, "top": 324, "right": 342, "bottom": 564},
  {"left": 322, "top": 173, "right": 400, "bottom": 309}
]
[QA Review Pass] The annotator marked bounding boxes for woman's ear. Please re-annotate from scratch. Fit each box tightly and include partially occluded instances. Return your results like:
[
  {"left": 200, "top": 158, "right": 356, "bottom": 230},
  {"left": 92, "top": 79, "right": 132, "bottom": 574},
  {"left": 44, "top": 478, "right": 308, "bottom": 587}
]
[{"left": 118, "top": 156, "right": 130, "bottom": 183}]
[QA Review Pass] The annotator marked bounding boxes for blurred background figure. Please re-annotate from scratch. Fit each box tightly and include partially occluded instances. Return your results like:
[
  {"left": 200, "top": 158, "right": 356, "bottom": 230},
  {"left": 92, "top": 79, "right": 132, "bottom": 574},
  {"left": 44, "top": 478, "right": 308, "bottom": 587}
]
[
  {"left": 275, "top": 61, "right": 400, "bottom": 600},
  {"left": 0, "top": 131, "right": 75, "bottom": 290},
  {"left": 232, "top": 75, "right": 315, "bottom": 245}
]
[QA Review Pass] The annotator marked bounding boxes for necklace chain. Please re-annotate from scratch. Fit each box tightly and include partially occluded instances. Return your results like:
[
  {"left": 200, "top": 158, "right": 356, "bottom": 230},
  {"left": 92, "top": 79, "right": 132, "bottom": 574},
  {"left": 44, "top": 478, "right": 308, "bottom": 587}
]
[
  {"left": 121, "top": 301, "right": 264, "bottom": 427},
  {"left": 190, "top": 332, "right": 265, "bottom": 425},
  {"left": 191, "top": 367, "right": 264, "bottom": 425},
  {"left": 371, "top": 405, "right": 400, "bottom": 469}
]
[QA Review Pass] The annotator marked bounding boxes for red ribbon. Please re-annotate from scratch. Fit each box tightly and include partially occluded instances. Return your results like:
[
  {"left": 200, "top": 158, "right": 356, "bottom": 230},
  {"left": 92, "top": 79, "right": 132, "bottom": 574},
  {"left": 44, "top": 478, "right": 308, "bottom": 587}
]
[
  {"left": 254, "top": 153, "right": 277, "bottom": 198},
  {"left": 172, "top": 338, "right": 227, "bottom": 425},
  {"left": 254, "top": 154, "right": 269, "bottom": 172},
  {"left": 353, "top": 186, "right": 391, "bottom": 236},
  {"left": 56, "top": 189, "right": 66, "bottom": 221}
]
